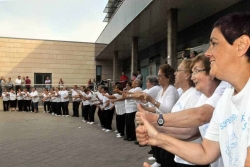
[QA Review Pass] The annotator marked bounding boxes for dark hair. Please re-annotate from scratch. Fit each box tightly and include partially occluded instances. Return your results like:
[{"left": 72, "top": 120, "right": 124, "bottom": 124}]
[
  {"left": 116, "top": 84, "right": 123, "bottom": 91},
  {"left": 213, "top": 12, "right": 250, "bottom": 60},
  {"left": 158, "top": 64, "right": 175, "bottom": 85},
  {"left": 127, "top": 81, "right": 132, "bottom": 87},
  {"left": 102, "top": 86, "right": 108, "bottom": 92}
]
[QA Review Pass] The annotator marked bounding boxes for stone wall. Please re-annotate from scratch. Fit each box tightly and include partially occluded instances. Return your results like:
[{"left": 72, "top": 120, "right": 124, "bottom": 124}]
[{"left": 0, "top": 37, "right": 109, "bottom": 86}]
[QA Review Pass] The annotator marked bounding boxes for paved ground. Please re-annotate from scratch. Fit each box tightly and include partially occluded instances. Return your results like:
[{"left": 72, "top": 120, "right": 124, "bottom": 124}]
[{"left": 0, "top": 108, "right": 152, "bottom": 167}]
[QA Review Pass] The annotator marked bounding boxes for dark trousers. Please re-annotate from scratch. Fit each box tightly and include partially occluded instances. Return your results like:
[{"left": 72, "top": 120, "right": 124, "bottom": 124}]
[
  {"left": 103, "top": 108, "right": 114, "bottom": 130},
  {"left": 176, "top": 163, "right": 209, "bottom": 167},
  {"left": 23, "top": 100, "right": 28, "bottom": 111},
  {"left": 62, "top": 101, "right": 69, "bottom": 115},
  {"left": 3, "top": 100, "right": 9, "bottom": 111},
  {"left": 51, "top": 102, "right": 57, "bottom": 113},
  {"left": 44, "top": 101, "right": 50, "bottom": 112},
  {"left": 82, "top": 104, "right": 90, "bottom": 121},
  {"left": 27, "top": 100, "right": 31, "bottom": 111},
  {"left": 125, "top": 112, "right": 136, "bottom": 140},
  {"left": 56, "top": 102, "right": 62, "bottom": 115},
  {"left": 97, "top": 107, "right": 104, "bottom": 127},
  {"left": 15, "top": 85, "right": 21, "bottom": 92},
  {"left": 159, "top": 149, "right": 177, "bottom": 167},
  {"left": 18, "top": 100, "right": 23, "bottom": 111},
  {"left": 116, "top": 114, "right": 125, "bottom": 136},
  {"left": 89, "top": 105, "right": 96, "bottom": 122},
  {"left": 72, "top": 101, "right": 80, "bottom": 117}
]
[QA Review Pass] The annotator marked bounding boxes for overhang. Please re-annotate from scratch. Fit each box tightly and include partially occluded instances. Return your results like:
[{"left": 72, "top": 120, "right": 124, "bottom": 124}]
[{"left": 95, "top": 0, "right": 240, "bottom": 60}]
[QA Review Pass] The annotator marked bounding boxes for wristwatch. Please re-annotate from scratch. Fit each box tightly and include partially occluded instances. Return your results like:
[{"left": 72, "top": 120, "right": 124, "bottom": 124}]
[{"left": 157, "top": 114, "right": 164, "bottom": 126}]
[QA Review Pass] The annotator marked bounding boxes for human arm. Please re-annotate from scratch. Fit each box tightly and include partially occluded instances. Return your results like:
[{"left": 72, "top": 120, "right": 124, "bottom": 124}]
[
  {"left": 136, "top": 104, "right": 214, "bottom": 128},
  {"left": 136, "top": 116, "right": 221, "bottom": 165},
  {"left": 245, "top": 148, "right": 250, "bottom": 167}
]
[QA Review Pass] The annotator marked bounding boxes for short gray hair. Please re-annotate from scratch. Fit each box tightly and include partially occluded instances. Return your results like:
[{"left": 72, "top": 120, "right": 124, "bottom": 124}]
[
  {"left": 134, "top": 79, "right": 142, "bottom": 87},
  {"left": 146, "top": 76, "right": 159, "bottom": 86}
]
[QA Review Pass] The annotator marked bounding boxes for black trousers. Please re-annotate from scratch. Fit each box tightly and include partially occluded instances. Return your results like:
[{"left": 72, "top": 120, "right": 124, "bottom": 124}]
[
  {"left": 97, "top": 107, "right": 104, "bottom": 127},
  {"left": 15, "top": 85, "right": 21, "bottom": 92},
  {"left": 176, "top": 163, "right": 209, "bottom": 167},
  {"left": 72, "top": 101, "right": 80, "bottom": 117},
  {"left": 51, "top": 102, "right": 57, "bottom": 113},
  {"left": 23, "top": 100, "right": 28, "bottom": 111},
  {"left": 103, "top": 108, "right": 114, "bottom": 130},
  {"left": 89, "top": 105, "right": 96, "bottom": 122},
  {"left": 62, "top": 101, "right": 69, "bottom": 115},
  {"left": 159, "top": 149, "right": 177, "bottom": 167},
  {"left": 82, "top": 104, "right": 90, "bottom": 121},
  {"left": 125, "top": 112, "right": 136, "bottom": 140},
  {"left": 56, "top": 102, "right": 62, "bottom": 115},
  {"left": 116, "top": 114, "right": 125, "bottom": 136},
  {"left": 3, "top": 100, "right": 9, "bottom": 111},
  {"left": 27, "top": 100, "right": 31, "bottom": 111},
  {"left": 43, "top": 101, "right": 50, "bottom": 112},
  {"left": 18, "top": 100, "right": 23, "bottom": 111}
]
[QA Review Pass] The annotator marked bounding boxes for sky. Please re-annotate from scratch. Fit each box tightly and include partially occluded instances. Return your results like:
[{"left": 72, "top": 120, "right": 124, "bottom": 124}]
[{"left": 0, "top": 0, "right": 108, "bottom": 42}]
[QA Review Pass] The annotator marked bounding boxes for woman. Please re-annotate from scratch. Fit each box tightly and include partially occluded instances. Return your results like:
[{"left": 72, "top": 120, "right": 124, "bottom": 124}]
[
  {"left": 61, "top": 86, "right": 69, "bottom": 117},
  {"left": 9, "top": 88, "right": 16, "bottom": 112},
  {"left": 2, "top": 88, "right": 10, "bottom": 111},
  {"left": 81, "top": 87, "right": 92, "bottom": 122},
  {"left": 88, "top": 88, "right": 96, "bottom": 124},
  {"left": 29, "top": 87, "right": 39, "bottom": 113},
  {"left": 131, "top": 72, "right": 137, "bottom": 81},
  {"left": 21, "top": 76, "right": 26, "bottom": 89},
  {"left": 137, "top": 12, "right": 250, "bottom": 167},
  {"left": 71, "top": 85, "right": 81, "bottom": 117},
  {"left": 42, "top": 88, "right": 51, "bottom": 113},
  {"left": 16, "top": 88, "right": 24, "bottom": 112},
  {"left": 23, "top": 89, "right": 30, "bottom": 112},
  {"left": 54, "top": 87, "right": 62, "bottom": 116},
  {"left": 50, "top": 88, "right": 57, "bottom": 115},
  {"left": 58, "top": 78, "right": 64, "bottom": 88},
  {"left": 110, "top": 84, "right": 126, "bottom": 138}
]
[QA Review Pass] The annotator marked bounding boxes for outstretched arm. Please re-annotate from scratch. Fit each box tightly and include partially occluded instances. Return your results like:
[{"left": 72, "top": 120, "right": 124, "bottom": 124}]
[{"left": 136, "top": 116, "right": 221, "bottom": 165}]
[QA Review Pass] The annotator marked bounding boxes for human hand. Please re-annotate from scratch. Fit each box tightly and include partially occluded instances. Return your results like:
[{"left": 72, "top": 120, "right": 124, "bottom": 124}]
[
  {"left": 136, "top": 116, "right": 159, "bottom": 146},
  {"left": 144, "top": 93, "right": 152, "bottom": 102}
]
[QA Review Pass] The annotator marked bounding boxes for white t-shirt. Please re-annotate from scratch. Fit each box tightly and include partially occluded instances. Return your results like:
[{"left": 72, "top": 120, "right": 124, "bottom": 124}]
[
  {"left": 9, "top": 92, "right": 16, "bottom": 100},
  {"left": 81, "top": 92, "right": 90, "bottom": 105},
  {"left": 172, "top": 87, "right": 202, "bottom": 165},
  {"left": 15, "top": 79, "right": 21, "bottom": 85},
  {"left": 156, "top": 85, "right": 179, "bottom": 114},
  {"left": 55, "top": 92, "right": 61, "bottom": 102},
  {"left": 125, "top": 87, "right": 142, "bottom": 113},
  {"left": 60, "top": 90, "right": 69, "bottom": 102},
  {"left": 2, "top": 92, "right": 10, "bottom": 101},
  {"left": 196, "top": 81, "right": 229, "bottom": 167},
  {"left": 43, "top": 93, "right": 51, "bottom": 102},
  {"left": 30, "top": 91, "right": 39, "bottom": 102},
  {"left": 23, "top": 92, "right": 31, "bottom": 100},
  {"left": 205, "top": 79, "right": 250, "bottom": 167},
  {"left": 72, "top": 90, "right": 80, "bottom": 102},
  {"left": 102, "top": 93, "right": 113, "bottom": 110},
  {"left": 144, "top": 85, "right": 162, "bottom": 107},
  {"left": 16, "top": 92, "right": 23, "bottom": 100},
  {"left": 113, "top": 93, "right": 125, "bottom": 115}
]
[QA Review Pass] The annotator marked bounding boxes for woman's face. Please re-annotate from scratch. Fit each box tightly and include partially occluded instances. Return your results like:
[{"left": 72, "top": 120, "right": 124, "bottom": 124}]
[
  {"left": 191, "top": 61, "right": 210, "bottom": 92},
  {"left": 174, "top": 62, "right": 189, "bottom": 89},
  {"left": 157, "top": 70, "right": 169, "bottom": 86}
]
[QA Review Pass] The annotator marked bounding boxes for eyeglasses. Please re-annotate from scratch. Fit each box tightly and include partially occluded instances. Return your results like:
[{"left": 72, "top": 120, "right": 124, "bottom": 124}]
[
  {"left": 176, "top": 69, "right": 186, "bottom": 72},
  {"left": 157, "top": 74, "right": 165, "bottom": 78},
  {"left": 192, "top": 69, "right": 206, "bottom": 76}
]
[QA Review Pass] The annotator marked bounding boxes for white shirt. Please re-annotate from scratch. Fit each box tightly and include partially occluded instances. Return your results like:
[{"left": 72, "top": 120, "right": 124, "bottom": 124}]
[
  {"left": 81, "top": 92, "right": 90, "bottom": 105},
  {"left": 172, "top": 87, "right": 201, "bottom": 165},
  {"left": 30, "top": 91, "right": 39, "bottom": 102},
  {"left": 72, "top": 90, "right": 80, "bottom": 102},
  {"left": 16, "top": 92, "right": 23, "bottom": 100},
  {"left": 196, "top": 81, "right": 228, "bottom": 167},
  {"left": 55, "top": 92, "right": 61, "bottom": 102},
  {"left": 144, "top": 85, "right": 162, "bottom": 107},
  {"left": 205, "top": 79, "right": 250, "bottom": 167},
  {"left": 23, "top": 92, "right": 31, "bottom": 100},
  {"left": 102, "top": 94, "right": 112, "bottom": 110},
  {"left": 125, "top": 87, "right": 142, "bottom": 113},
  {"left": 60, "top": 90, "right": 69, "bottom": 102},
  {"left": 113, "top": 93, "right": 125, "bottom": 115},
  {"left": 45, "top": 79, "right": 51, "bottom": 84},
  {"left": 43, "top": 93, "right": 51, "bottom": 102},
  {"left": 2, "top": 92, "right": 10, "bottom": 101},
  {"left": 9, "top": 92, "right": 16, "bottom": 100},
  {"left": 156, "top": 85, "right": 179, "bottom": 114},
  {"left": 15, "top": 79, "right": 21, "bottom": 85}
]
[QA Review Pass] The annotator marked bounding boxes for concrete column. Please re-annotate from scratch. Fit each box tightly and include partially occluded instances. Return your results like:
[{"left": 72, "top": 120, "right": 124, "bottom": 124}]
[
  {"left": 131, "top": 37, "right": 138, "bottom": 75},
  {"left": 113, "top": 51, "right": 119, "bottom": 81},
  {"left": 167, "top": 8, "right": 178, "bottom": 69}
]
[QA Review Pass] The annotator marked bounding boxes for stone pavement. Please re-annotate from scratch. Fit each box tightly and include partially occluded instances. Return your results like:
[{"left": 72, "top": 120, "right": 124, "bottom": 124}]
[{"left": 0, "top": 109, "right": 153, "bottom": 167}]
